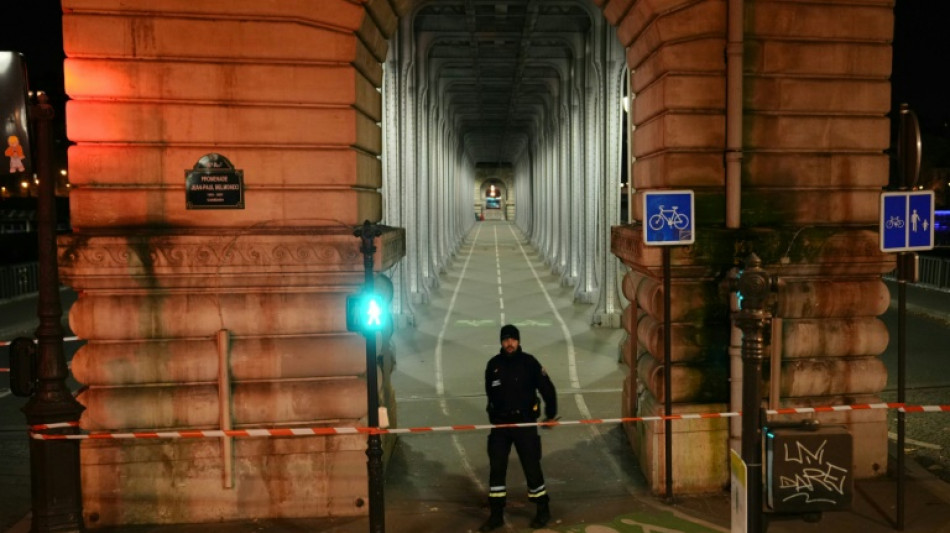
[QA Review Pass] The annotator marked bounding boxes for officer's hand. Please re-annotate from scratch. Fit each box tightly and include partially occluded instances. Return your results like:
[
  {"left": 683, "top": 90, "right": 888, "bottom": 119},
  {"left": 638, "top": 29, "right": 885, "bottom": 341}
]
[{"left": 541, "top": 417, "right": 560, "bottom": 430}]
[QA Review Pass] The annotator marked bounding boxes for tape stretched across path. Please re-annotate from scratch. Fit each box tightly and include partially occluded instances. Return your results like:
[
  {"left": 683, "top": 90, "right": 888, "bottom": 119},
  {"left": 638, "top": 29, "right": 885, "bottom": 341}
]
[{"left": 26, "top": 402, "right": 950, "bottom": 440}]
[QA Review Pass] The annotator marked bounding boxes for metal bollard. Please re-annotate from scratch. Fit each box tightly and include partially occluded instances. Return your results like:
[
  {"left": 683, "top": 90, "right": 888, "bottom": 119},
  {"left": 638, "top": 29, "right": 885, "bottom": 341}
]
[{"left": 732, "top": 253, "right": 777, "bottom": 533}]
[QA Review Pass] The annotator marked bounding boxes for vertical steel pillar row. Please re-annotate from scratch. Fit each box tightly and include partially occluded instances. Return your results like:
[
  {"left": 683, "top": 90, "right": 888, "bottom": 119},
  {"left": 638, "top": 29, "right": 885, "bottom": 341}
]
[
  {"left": 577, "top": 25, "right": 603, "bottom": 303},
  {"left": 569, "top": 77, "right": 584, "bottom": 286},
  {"left": 382, "top": 52, "right": 414, "bottom": 324},
  {"left": 400, "top": 31, "right": 421, "bottom": 302},
  {"left": 559, "top": 100, "right": 572, "bottom": 281},
  {"left": 417, "top": 86, "right": 431, "bottom": 292},
  {"left": 594, "top": 40, "right": 626, "bottom": 326}
]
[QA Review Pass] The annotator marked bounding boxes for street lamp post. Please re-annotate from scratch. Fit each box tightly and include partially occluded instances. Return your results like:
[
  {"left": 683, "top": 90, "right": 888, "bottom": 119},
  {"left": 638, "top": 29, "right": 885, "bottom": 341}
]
[
  {"left": 22, "top": 93, "right": 86, "bottom": 531},
  {"left": 354, "top": 221, "right": 385, "bottom": 533},
  {"left": 733, "top": 253, "right": 775, "bottom": 533}
]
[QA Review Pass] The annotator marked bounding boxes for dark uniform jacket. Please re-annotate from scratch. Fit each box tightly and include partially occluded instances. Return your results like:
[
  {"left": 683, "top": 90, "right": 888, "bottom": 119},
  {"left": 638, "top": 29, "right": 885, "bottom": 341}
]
[{"left": 484, "top": 347, "right": 557, "bottom": 424}]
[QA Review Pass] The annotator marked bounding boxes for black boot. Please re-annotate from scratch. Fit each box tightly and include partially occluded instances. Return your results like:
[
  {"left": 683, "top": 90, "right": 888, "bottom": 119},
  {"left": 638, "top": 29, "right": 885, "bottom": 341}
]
[
  {"left": 529, "top": 501, "right": 550, "bottom": 528},
  {"left": 478, "top": 503, "right": 504, "bottom": 532}
]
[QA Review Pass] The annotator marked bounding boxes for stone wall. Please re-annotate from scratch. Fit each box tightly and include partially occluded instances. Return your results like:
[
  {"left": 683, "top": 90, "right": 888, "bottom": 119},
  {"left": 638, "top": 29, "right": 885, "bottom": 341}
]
[
  {"left": 609, "top": 0, "right": 895, "bottom": 493},
  {"left": 60, "top": 0, "right": 404, "bottom": 526}
]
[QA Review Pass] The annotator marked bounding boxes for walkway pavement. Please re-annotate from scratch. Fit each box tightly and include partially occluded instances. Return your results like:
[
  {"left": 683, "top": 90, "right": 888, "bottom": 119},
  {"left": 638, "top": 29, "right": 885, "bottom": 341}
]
[{"left": 4, "top": 224, "right": 950, "bottom": 532}]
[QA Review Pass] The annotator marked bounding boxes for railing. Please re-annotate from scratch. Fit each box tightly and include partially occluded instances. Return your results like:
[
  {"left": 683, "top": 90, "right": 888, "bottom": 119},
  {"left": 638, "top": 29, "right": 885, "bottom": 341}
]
[
  {"left": 919, "top": 255, "right": 950, "bottom": 290},
  {"left": 0, "top": 262, "right": 39, "bottom": 300}
]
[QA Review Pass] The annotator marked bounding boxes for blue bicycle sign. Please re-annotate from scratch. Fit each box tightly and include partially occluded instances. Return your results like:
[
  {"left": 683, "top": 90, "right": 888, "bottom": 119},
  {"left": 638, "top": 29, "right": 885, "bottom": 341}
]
[
  {"left": 643, "top": 190, "right": 695, "bottom": 246},
  {"left": 648, "top": 205, "right": 690, "bottom": 231}
]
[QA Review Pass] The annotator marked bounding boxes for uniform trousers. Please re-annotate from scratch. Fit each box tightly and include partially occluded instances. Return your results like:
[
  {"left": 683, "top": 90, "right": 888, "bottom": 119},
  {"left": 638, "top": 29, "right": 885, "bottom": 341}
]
[{"left": 487, "top": 425, "right": 548, "bottom": 506}]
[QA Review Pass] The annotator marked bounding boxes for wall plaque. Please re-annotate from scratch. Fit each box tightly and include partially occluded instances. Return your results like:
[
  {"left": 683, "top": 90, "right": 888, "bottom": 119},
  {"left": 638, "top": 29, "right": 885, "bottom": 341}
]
[{"left": 185, "top": 153, "right": 244, "bottom": 209}]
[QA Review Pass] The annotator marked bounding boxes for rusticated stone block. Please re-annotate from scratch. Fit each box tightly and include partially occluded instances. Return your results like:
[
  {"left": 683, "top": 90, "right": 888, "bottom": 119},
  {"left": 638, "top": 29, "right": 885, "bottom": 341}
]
[
  {"left": 746, "top": 40, "right": 892, "bottom": 78},
  {"left": 67, "top": 101, "right": 380, "bottom": 151},
  {"left": 636, "top": 351, "right": 728, "bottom": 404},
  {"left": 637, "top": 313, "right": 729, "bottom": 363},
  {"left": 625, "top": 1, "right": 726, "bottom": 66},
  {"left": 779, "top": 357, "right": 887, "bottom": 398},
  {"left": 63, "top": 12, "right": 359, "bottom": 63},
  {"left": 634, "top": 152, "right": 725, "bottom": 189},
  {"left": 77, "top": 379, "right": 367, "bottom": 430},
  {"left": 67, "top": 145, "right": 381, "bottom": 188},
  {"left": 68, "top": 188, "right": 381, "bottom": 229},
  {"left": 746, "top": 78, "right": 890, "bottom": 115},
  {"left": 63, "top": 0, "right": 366, "bottom": 31},
  {"left": 633, "top": 113, "right": 725, "bottom": 157},
  {"left": 777, "top": 279, "right": 890, "bottom": 319},
  {"left": 64, "top": 59, "right": 382, "bottom": 120},
  {"left": 634, "top": 74, "right": 725, "bottom": 123},
  {"left": 81, "top": 437, "right": 370, "bottom": 527},
  {"left": 747, "top": 2, "right": 892, "bottom": 42},
  {"left": 630, "top": 390, "right": 730, "bottom": 494},
  {"left": 780, "top": 318, "right": 889, "bottom": 359},
  {"left": 744, "top": 153, "right": 888, "bottom": 189},
  {"left": 628, "top": 37, "right": 724, "bottom": 91},
  {"left": 745, "top": 115, "right": 890, "bottom": 152}
]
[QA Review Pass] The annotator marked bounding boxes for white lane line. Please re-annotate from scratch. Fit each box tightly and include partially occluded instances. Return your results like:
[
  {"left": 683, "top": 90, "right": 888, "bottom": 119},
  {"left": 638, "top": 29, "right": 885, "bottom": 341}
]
[
  {"left": 506, "top": 225, "right": 580, "bottom": 390},
  {"left": 0, "top": 389, "right": 11, "bottom": 399},
  {"left": 435, "top": 224, "right": 482, "bottom": 401},
  {"left": 495, "top": 226, "right": 506, "bottom": 326},
  {"left": 433, "top": 224, "right": 486, "bottom": 493},
  {"left": 507, "top": 224, "right": 641, "bottom": 494}
]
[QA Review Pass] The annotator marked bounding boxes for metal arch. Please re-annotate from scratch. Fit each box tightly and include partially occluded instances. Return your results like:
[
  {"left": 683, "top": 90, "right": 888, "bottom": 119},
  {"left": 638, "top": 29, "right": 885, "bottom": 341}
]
[{"left": 410, "top": 0, "right": 594, "bottom": 166}]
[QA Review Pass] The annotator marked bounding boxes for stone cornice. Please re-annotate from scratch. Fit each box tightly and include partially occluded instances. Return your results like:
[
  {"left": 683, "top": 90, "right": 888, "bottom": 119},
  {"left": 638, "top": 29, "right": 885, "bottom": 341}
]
[
  {"left": 59, "top": 227, "right": 406, "bottom": 290},
  {"left": 611, "top": 225, "right": 896, "bottom": 279}
]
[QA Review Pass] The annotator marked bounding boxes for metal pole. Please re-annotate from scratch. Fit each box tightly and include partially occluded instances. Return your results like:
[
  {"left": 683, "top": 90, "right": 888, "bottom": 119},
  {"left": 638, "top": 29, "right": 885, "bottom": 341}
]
[
  {"left": 740, "top": 322, "right": 765, "bottom": 533},
  {"left": 663, "top": 247, "right": 673, "bottom": 502},
  {"left": 897, "top": 254, "right": 907, "bottom": 531},
  {"left": 894, "top": 104, "right": 918, "bottom": 532},
  {"left": 22, "top": 93, "right": 86, "bottom": 532},
  {"left": 355, "top": 221, "right": 385, "bottom": 533},
  {"left": 734, "top": 253, "right": 772, "bottom": 533}
]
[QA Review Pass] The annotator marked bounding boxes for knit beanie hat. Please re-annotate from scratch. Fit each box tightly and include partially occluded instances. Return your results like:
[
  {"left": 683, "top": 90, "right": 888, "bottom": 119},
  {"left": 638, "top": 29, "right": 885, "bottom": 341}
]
[{"left": 500, "top": 324, "right": 520, "bottom": 343}]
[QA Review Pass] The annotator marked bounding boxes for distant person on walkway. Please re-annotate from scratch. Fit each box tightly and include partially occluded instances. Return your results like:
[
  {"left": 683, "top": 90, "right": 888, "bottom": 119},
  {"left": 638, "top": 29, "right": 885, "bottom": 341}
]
[{"left": 479, "top": 324, "right": 557, "bottom": 532}]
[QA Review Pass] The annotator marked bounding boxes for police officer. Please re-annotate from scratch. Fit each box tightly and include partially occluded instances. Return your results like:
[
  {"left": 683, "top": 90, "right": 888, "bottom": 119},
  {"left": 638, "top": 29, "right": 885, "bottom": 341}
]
[{"left": 479, "top": 324, "right": 557, "bottom": 532}]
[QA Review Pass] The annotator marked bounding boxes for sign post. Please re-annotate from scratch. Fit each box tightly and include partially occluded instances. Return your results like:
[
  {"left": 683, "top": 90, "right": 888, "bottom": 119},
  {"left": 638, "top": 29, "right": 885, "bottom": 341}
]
[
  {"left": 885, "top": 104, "right": 930, "bottom": 531},
  {"left": 350, "top": 221, "right": 389, "bottom": 533},
  {"left": 642, "top": 190, "right": 695, "bottom": 502}
]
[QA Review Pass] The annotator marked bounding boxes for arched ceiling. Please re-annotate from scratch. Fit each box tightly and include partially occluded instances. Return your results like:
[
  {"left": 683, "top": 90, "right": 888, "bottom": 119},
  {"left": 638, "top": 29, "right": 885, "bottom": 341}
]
[{"left": 412, "top": 0, "right": 594, "bottom": 166}]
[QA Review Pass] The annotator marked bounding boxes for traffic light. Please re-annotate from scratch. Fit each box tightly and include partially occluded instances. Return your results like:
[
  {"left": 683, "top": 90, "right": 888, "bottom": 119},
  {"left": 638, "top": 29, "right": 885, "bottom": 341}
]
[{"left": 346, "top": 290, "right": 391, "bottom": 334}]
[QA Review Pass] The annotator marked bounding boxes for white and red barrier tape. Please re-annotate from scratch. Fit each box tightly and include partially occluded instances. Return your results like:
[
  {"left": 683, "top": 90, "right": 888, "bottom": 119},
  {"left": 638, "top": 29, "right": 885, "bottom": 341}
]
[
  {"left": 0, "top": 336, "right": 81, "bottom": 347},
  {"left": 25, "top": 402, "right": 950, "bottom": 440}
]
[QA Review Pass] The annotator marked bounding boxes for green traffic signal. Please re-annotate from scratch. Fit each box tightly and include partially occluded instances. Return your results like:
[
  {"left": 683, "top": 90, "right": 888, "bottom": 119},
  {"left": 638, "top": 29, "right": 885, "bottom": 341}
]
[{"left": 346, "top": 291, "right": 390, "bottom": 333}]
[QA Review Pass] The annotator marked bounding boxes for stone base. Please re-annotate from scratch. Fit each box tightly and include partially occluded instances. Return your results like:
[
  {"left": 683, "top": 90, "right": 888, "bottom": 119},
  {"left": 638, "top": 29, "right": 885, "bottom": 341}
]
[
  {"left": 624, "top": 390, "right": 729, "bottom": 495},
  {"left": 81, "top": 434, "right": 391, "bottom": 527}
]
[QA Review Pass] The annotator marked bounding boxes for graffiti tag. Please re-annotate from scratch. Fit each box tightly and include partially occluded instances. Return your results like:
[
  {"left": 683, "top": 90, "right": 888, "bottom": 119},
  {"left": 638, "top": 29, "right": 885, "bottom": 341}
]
[{"left": 777, "top": 439, "right": 849, "bottom": 505}]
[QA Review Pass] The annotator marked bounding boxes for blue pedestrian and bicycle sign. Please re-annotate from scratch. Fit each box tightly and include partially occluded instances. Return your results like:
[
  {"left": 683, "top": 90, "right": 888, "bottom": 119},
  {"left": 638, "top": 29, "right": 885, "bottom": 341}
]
[
  {"left": 643, "top": 190, "right": 695, "bottom": 246},
  {"left": 880, "top": 191, "right": 934, "bottom": 252}
]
